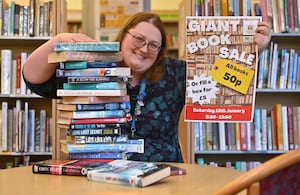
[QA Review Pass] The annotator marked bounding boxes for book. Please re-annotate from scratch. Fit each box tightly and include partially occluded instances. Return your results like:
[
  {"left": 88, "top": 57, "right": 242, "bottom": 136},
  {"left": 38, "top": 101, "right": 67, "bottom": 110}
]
[
  {"left": 67, "top": 123, "right": 123, "bottom": 132},
  {"left": 67, "top": 76, "right": 132, "bottom": 83},
  {"left": 57, "top": 117, "right": 128, "bottom": 125},
  {"left": 1, "top": 49, "right": 12, "bottom": 94},
  {"left": 67, "top": 134, "right": 127, "bottom": 144},
  {"left": 86, "top": 159, "right": 171, "bottom": 187},
  {"left": 68, "top": 151, "right": 126, "bottom": 160},
  {"left": 32, "top": 159, "right": 112, "bottom": 176},
  {"left": 60, "top": 142, "right": 128, "bottom": 153},
  {"left": 57, "top": 102, "right": 130, "bottom": 111},
  {"left": 54, "top": 42, "right": 120, "bottom": 52},
  {"left": 48, "top": 51, "right": 123, "bottom": 63},
  {"left": 61, "top": 95, "right": 130, "bottom": 104},
  {"left": 56, "top": 67, "right": 131, "bottom": 77},
  {"left": 57, "top": 89, "right": 127, "bottom": 97},
  {"left": 62, "top": 82, "right": 127, "bottom": 90},
  {"left": 185, "top": 16, "right": 261, "bottom": 122},
  {"left": 59, "top": 110, "right": 126, "bottom": 119},
  {"left": 170, "top": 165, "right": 187, "bottom": 176},
  {"left": 58, "top": 61, "right": 119, "bottom": 69}
]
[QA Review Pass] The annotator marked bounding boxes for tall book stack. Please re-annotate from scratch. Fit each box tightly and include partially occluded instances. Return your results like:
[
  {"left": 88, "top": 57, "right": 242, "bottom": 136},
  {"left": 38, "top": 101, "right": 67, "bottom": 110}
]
[{"left": 49, "top": 42, "right": 132, "bottom": 161}]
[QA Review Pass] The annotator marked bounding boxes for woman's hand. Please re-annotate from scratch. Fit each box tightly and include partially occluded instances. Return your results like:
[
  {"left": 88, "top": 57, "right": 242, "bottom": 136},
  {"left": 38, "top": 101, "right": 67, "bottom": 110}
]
[{"left": 255, "top": 21, "right": 272, "bottom": 54}]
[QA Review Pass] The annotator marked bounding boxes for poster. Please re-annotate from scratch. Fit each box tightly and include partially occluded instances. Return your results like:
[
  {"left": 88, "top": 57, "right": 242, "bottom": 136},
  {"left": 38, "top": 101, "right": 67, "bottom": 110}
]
[{"left": 185, "top": 16, "right": 262, "bottom": 122}]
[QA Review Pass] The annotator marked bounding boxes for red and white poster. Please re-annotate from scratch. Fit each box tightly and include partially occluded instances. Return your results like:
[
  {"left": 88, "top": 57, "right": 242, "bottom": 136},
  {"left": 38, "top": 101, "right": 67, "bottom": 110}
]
[{"left": 185, "top": 16, "right": 262, "bottom": 122}]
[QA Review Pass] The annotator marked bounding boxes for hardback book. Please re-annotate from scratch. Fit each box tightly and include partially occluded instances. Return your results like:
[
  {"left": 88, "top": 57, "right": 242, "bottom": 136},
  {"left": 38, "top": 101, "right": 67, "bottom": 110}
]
[
  {"left": 58, "top": 109, "right": 126, "bottom": 119},
  {"left": 61, "top": 95, "right": 130, "bottom": 104},
  {"left": 56, "top": 67, "right": 131, "bottom": 77},
  {"left": 86, "top": 159, "right": 171, "bottom": 187},
  {"left": 57, "top": 117, "right": 128, "bottom": 125},
  {"left": 62, "top": 82, "right": 127, "bottom": 90},
  {"left": 32, "top": 159, "right": 112, "bottom": 176},
  {"left": 57, "top": 102, "right": 130, "bottom": 111},
  {"left": 54, "top": 42, "right": 120, "bottom": 52},
  {"left": 48, "top": 51, "right": 123, "bottom": 63},
  {"left": 185, "top": 16, "right": 261, "bottom": 122},
  {"left": 67, "top": 76, "right": 132, "bottom": 83},
  {"left": 60, "top": 142, "right": 128, "bottom": 153},
  {"left": 57, "top": 89, "right": 127, "bottom": 97},
  {"left": 58, "top": 61, "right": 119, "bottom": 69}
]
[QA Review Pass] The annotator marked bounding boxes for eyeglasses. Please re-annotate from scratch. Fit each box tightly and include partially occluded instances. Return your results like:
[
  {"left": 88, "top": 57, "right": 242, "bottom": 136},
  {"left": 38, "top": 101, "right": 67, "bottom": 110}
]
[{"left": 127, "top": 32, "right": 161, "bottom": 53}]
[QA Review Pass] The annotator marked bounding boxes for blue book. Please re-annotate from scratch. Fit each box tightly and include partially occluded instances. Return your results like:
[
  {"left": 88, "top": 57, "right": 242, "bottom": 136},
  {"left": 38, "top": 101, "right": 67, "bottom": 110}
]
[
  {"left": 68, "top": 151, "right": 126, "bottom": 160},
  {"left": 61, "top": 142, "right": 128, "bottom": 153},
  {"left": 59, "top": 109, "right": 126, "bottom": 119},
  {"left": 62, "top": 82, "right": 127, "bottom": 90},
  {"left": 54, "top": 42, "right": 120, "bottom": 52},
  {"left": 59, "top": 61, "right": 119, "bottom": 69},
  {"left": 58, "top": 102, "right": 130, "bottom": 111}
]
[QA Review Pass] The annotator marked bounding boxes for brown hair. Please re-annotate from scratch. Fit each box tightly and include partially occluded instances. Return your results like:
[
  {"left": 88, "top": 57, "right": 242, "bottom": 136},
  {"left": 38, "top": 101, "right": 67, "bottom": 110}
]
[{"left": 114, "top": 12, "right": 167, "bottom": 83}]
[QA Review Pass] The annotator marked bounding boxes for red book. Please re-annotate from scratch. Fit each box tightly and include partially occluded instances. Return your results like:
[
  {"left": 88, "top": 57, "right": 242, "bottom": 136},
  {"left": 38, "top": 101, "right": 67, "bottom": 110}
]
[{"left": 287, "top": 105, "right": 295, "bottom": 150}]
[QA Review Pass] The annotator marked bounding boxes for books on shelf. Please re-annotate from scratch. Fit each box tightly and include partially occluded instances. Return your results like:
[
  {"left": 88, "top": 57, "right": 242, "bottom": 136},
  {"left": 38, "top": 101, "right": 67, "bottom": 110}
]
[
  {"left": 87, "top": 159, "right": 171, "bottom": 187},
  {"left": 32, "top": 159, "right": 112, "bottom": 176},
  {"left": 54, "top": 42, "right": 120, "bottom": 52},
  {"left": 185, "top": 16, "right": 261, "bottom": 122}
]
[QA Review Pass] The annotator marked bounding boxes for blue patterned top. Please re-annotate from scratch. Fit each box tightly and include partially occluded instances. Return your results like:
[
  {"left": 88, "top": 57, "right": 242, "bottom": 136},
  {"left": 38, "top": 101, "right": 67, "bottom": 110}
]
[{"left": 24, "top": 58, "right": 186, "bottom": 162}]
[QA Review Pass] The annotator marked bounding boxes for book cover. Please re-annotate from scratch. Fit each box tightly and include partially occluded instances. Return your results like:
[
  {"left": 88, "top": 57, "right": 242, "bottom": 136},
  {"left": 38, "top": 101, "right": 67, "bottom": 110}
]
[
  {"left": 47, "top": 51, "right": 123, "bottom": 63},
  {"left": 87, "top": 159, "right": 171, "bottom": 187},
  {"left": 62, "top": 82, "right": 127, "bottom": 90},
  {"left": 59, "top": 61, "right": 119, "bottom": 69},
  {"left": 57, "top": 89, "right": 127, "bottom": 97},
  {"left": 56, "top": 67, "right": 131, "bottom": 77},
  {"left": 185, "top": 16, "right": 261, "bottom": 122},
  {"left": 32, "top": 159, "right": 112, "bottom": 176}
]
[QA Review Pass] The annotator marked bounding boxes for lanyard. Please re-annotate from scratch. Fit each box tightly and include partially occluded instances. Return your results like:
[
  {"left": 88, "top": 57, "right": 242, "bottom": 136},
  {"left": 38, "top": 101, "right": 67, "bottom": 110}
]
[{"left": 131, "top": 78, "right": 147, "bottom": 138}]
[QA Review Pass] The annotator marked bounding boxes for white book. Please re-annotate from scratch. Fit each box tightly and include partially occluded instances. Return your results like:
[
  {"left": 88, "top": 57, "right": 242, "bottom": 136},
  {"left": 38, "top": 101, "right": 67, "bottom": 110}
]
[
  {"left": 261, "top": 109, "right": 268, "bottom": 150},
  {"left": 281, "top": 106, "right": 289, "bottom": 150},
  {"left": 1, "top": 102, "right": 8, "bottom": 151},
  {"left": 1, "top": 49, "right": 12, "bottom": 94},
  {"left": 20, "top": 52, "right": 28, "bottom": 95},
  {"left": 23, "top": 102, "right": 29, "bottom": 152},
  {"left": 28, "top": 109, "right": 35, "bottom": 152},
  {"left": 218, "top": 122, "right": 226, "bottom": 151},
  {"left": 39, "top": 109, "right": 47, "bottom": 152}
]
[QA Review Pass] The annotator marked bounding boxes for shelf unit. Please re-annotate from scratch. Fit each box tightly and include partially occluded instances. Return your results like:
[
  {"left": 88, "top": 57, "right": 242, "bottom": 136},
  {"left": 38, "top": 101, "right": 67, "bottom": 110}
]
[
  {"left": 178, "top": 1, "right": 300, "bottom": 168},
  {"left": 0, "top": 0, "right": 67, "bottom": 169}
]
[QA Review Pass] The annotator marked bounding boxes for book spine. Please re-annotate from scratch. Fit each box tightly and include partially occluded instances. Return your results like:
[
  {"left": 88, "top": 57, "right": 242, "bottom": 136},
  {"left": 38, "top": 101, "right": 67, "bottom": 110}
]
[
  {"left": 68, "top": 152, "right": 125, "bottom": 160},
  {"left": 59, "top": 61, "right": 119, "bottom": 69},
  {"left": 71, "top": 135, "right": 125, "bottom": 144},
  {"left": 67, "top": 76, "right": 131, "bottom": 83},
  {"left": 56, "top": 68, "right": 130, "bottom": 77},
  {"left": 66, "top": 143, "right": 128, "bottom": 153},
  {"left": 1, "top": 49, "right": 12, "bottom": 94},
  {"left": 62, "top": 82, "right": 126, "bottom": 90},
  {"left": 64, "top": 110, "right": 126, "bottom": 119},
  {"left": 54, "top": 42, "right": 120, "bottom": 52},
  {"left": 32, "top": 163, "right": 86, "bottom": 176},
  {"left": 57, "top": 89, "right": 127, "bottom": 96},
  {"left": 87, "top": 172, "right": 135, "bottom": 187},
  {"left": 68, "top": 127, "right": 122, "bottom": 135},
  {"left": 70, "top": 117, "right": 127, "bottom": 124},
  {"left": 76, "top": 102, "right": 130, "bottom": 111}
]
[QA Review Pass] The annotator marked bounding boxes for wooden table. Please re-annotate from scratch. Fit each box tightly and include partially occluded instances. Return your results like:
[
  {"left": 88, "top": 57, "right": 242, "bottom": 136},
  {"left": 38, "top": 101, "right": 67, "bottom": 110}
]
[{"left": 0, "top": 163, "right": 245, "bottom": 195}]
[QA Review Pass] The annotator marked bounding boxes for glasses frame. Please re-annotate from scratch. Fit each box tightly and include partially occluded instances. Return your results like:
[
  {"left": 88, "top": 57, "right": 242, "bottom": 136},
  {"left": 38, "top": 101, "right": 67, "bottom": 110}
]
[{"left": 127, "top": 31, "right": 161, "bottom": 53}]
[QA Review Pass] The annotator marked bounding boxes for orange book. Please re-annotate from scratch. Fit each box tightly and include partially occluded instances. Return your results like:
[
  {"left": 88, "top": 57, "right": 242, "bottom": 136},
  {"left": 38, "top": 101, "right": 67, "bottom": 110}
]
[
  {"left": 235, "top": 123, "right": 241, "bottom": 150},
  {"left": 221, "top": 0, "right": 229, "bottom": 16},
  {"left": 274, "top": 104, "right": 283, "bottom": 150}
]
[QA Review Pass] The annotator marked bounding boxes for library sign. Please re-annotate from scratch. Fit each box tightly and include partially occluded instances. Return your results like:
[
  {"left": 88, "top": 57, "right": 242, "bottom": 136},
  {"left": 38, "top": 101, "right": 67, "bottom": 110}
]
[{"left": 185, "top": 16, "right": 262, "bottom": 122}]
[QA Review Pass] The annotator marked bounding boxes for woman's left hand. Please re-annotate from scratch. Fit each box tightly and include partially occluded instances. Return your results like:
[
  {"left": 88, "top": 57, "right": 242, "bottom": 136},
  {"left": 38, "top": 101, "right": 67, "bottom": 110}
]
[{"left": 255, "top": 21, "right": 272, "bottom": 53}]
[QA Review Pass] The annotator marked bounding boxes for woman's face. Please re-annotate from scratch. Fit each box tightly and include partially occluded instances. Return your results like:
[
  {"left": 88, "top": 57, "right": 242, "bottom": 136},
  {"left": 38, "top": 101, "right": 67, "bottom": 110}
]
[{"left": 121, "top": 22, "right": 162, "bottom": 76}]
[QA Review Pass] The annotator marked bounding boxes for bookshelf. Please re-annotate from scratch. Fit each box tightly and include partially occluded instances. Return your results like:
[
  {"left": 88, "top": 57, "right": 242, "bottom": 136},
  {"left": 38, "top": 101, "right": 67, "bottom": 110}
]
[
  {"left": 179, "top": 0, "right": 300, "bottom": 169},
  {"left": 0, "top": 0, "right": 67, "bottom": 169}
]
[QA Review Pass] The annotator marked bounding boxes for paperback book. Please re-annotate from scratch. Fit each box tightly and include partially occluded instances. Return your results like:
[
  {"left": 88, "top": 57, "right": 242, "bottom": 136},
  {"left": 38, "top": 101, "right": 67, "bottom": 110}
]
[
  {"left": 57, "top": 89, "right": 127, "bottom": 97},
  {"left": 57, "top": 102, "right": 130, "bottom": 111},
  {"left": 58, "top": 109, "right": 126, "bottom": 119},
  {"left": 56, "top": 67, "right": 131, "bottom": 77},
  {"left": 57, "top": 117, "right": 128, "bottom": 125},
  {"left": 86, "top": 159, "right": 171, "bottom": 187},
  {"left": 58, "top": 61, "right": 119, "bottom": 70},
  {"left": 185, "top": 16, "right": 261, "bottom": 122},
  {"left": 61, "top": 95, "right": 130, "bottom": 104},
  {"left": 62, "top": 82, "right": 127, "bottom": 90},
  {"left": 54, "top": 42, "right": 120, "bottom": 52},
  {"left": 68, "top": 151, "right": 126, "bottom": 160},
  {"left": 67, "top": 76, "right": 132, "bottom": 83},
  {"left": 60, "top": 142, "right": 128, "bottom": 153},
  {"left": 32, "top": 159, "right": 112, "bottom": 176}
]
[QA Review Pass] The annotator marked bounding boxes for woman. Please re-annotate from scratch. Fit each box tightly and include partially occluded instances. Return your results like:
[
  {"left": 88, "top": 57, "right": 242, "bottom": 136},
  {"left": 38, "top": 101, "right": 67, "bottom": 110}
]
[{"left": 23, "top": 12, "right": 271, "bottom": 162}]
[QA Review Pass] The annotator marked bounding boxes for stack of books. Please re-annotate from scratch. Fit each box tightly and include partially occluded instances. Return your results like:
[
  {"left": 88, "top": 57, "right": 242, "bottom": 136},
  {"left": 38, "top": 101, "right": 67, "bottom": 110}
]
[{"left": 49, "top": 41, "right": 132, "bottom": 161}]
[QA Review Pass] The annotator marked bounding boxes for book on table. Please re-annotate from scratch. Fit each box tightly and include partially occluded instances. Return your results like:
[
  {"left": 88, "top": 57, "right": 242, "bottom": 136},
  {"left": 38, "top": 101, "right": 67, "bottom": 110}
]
[
  {"left": 32, "top": 159, "right": 112, "bottom": 176},
  {"left": 86, "top": 159, "right": 171, "bottom": 187}
]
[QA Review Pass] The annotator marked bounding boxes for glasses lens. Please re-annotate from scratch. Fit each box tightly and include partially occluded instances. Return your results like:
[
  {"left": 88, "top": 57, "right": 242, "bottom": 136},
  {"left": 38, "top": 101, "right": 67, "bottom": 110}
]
[
  {"left": 133, "top": 36, "right": 146, "bottom": 48},
  {"left": 129, "top": 32, "right": 160, "bottom": 52}
]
